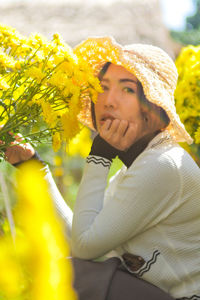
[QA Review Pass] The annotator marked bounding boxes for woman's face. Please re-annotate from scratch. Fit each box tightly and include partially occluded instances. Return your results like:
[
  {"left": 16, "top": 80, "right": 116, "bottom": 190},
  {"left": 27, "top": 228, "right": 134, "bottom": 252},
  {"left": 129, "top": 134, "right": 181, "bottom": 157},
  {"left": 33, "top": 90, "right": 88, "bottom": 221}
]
[{"left": 94, "top": 64, "right": 144, "bottom": 132}]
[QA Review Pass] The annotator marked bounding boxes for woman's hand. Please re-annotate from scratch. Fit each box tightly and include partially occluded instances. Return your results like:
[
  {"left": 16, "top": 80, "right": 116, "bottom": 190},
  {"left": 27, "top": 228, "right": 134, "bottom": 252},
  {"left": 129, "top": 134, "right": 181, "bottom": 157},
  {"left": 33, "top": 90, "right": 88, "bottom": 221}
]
[
  {"left": 99, "top": 119, "right": 143, "bottom": 151},
  {"left": 4, "top": 133, "right": 35, "bottom": 165}
]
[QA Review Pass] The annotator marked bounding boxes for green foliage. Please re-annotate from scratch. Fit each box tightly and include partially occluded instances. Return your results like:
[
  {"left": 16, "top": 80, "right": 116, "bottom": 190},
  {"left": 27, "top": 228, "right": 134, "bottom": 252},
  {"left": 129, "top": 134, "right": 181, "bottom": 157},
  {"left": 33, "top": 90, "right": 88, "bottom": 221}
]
[
  {"left": 0, "top": 161, "right": 16, "bottom": 211},
  {"left": 186, "top": 0, "right": 200, "bottom": 30},
  {"left": 170, "top": 0, "right": 200, "bottom": 45},
  {"left": 108, "top": 157, "right": 123, "bottom": 181},
  {"left": 171, "top": 29, "right": 200, "bottom": 45}
]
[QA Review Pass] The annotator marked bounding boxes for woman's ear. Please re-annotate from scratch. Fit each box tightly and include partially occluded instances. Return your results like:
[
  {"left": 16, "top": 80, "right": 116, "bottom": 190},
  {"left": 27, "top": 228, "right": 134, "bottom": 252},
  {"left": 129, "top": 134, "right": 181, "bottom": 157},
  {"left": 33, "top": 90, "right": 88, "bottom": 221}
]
[{"left": 144, "top": 108, "right": 168, "bottom": 135}]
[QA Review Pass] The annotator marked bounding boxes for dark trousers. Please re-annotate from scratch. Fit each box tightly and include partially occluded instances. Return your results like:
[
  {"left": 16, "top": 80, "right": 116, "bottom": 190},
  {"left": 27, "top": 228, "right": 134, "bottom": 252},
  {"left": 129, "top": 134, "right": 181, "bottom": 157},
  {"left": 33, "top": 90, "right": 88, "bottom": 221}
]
[{"left": 72, "top": 257, "right": 175, "bottom": 300}]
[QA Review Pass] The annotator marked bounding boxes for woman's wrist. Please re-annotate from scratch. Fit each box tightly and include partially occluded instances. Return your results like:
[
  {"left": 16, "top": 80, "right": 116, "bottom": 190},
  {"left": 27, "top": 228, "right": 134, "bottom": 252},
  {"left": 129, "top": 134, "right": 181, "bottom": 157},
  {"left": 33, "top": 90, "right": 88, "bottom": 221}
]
[
  {"left": 118, "top": 132, "right": 159, "bottom": 168},
  {"left": 12, "top": 151, "right": 46, "bottom": 167},
  {"left": 89, "top": 134, "right": 120, "bottom": 162}
]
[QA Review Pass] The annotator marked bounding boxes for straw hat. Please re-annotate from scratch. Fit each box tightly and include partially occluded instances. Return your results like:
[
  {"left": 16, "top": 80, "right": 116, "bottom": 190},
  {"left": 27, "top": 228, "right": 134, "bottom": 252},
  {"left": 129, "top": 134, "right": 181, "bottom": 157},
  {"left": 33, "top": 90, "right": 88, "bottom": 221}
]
[{"left": 74, "top": 36, "right": 193, "bottom": 144}]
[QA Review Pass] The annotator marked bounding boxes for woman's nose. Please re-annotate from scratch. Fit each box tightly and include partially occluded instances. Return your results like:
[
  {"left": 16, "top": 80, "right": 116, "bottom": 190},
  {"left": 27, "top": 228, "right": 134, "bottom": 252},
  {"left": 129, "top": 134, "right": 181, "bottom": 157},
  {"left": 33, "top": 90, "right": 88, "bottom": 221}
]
[{"left": 104, "top": 88, "right": 118, "bottom": 108}]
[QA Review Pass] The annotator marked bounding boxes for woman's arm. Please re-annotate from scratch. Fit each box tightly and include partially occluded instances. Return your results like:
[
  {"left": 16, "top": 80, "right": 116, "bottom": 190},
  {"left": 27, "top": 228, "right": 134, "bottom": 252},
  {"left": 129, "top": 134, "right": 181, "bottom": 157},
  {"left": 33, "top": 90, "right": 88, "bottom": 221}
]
[
  {"left": 4, "top": 139, "right": 73, "bottom": 237},
  {"left": 71, "top": 150, "right": 181, "bottom": 260},
  {"left": 44, "top": 165, "right": 73, "bottom": 237}
]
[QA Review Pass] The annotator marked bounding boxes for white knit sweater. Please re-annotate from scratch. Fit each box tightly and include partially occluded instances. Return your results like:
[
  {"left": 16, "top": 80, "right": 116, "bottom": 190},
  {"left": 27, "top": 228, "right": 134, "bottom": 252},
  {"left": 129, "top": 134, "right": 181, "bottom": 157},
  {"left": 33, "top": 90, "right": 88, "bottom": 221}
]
[{"left": 69, "top": 131, "right": 200, "bottom": 300}]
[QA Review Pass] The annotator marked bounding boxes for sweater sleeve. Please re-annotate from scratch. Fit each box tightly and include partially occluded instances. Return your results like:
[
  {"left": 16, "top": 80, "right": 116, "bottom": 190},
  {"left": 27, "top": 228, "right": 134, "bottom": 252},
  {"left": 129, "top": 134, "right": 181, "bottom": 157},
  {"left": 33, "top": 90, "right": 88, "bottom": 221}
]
[
  {"left": 71, "top": 151, "right": 181, "bottom": 259},
  {"left": 44, "top": 165, "right": 73, "bottom": 237}
]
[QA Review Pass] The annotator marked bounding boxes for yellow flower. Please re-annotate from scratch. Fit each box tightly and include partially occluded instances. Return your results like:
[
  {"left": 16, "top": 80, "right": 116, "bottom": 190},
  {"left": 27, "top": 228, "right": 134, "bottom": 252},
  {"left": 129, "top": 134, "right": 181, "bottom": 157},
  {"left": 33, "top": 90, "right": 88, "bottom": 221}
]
[
  {"left": 175, "top": 44, "right": 200, "bottom": 142},
  {"left": 0, "top": 75, "right": 10, "bottom": 90},
  {"left": 67, "top": 127, "right": 92, "bottom": 157},
  {"left": 0, "top": 49, "right": 16, "bottom": 69},
  {"left": 194, "top": 126, "right": 200, "bottom": 144},
  {"left": 25, "top": 66, "right": 46, "bottom": 84},
  {"left": 0, "top": 23, "right": 103, "bottom": 154},
  {"left": 28, "top": 33, "right": 48, "bottom": 47},
  {"left": 16, "top": 161, "right": 77, "bottom": 300},
  {"left": 41, "top": 101, "right": 58, "bottom": 127},
  {"left": 0, "top": 236, "right": 25, "bottom": 298},
  {"left": 61, "top": 111, "right": 80, "bottom": 141},
  {"left": 13, "top": 84, "right": 25, "bottom": 100},
  {"left": 48, "top": 70, "right": 70, "bottom": 90},
  {"left": 52, "top": 132, "right": 61, "bottom": 152},
  {"left": 53, "top": 167, "right": 64, "bottom": 177},
  {"left": 35, "top": 50, "right": 46, "bottom": 62},
  {"left": 15, "top": 60, "right": 21, "bottom": 70},
  {"left": 53, "top": 155, "right": 62, "bottom": 166},
  {"left": 52, "top": 33, "right": 65, "bottom": 46}
]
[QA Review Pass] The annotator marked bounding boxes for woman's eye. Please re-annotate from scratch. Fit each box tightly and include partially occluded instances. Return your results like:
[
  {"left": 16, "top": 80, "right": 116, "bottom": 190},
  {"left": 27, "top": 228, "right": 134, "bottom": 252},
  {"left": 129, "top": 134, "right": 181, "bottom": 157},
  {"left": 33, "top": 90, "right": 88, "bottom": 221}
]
[
  {"left": 123, "top": 87, "right": 135, "bottom": 94},
  {"left": 101, "top": 85, "right": 109, "bottom": 91}
]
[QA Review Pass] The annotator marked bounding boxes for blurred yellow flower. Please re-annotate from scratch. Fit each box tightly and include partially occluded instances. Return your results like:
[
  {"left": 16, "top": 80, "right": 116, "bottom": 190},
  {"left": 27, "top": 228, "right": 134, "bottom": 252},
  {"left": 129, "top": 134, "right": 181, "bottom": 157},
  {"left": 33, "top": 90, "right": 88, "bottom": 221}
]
[
  {"left": 41, "top": 101, "right": 58, "bottom": 127},
  {"left": 175, "top": 44, "right": 200, "bottom": 143},
  {"left": 0, "top": 75, "right": 10, "bottom": 90},
  {"left": 53, "top": 167, "right": 64, "bottom": 177},
  {"left": 16, "top": 161, "right": 77, "bottom": 300},
  {"left": 0, "top": 48, "right": 16, "bottom": 69},
  {"left": 53, "top": 155, "right": 62, "bottom": 166},
  {"left": 52, "top": 132, "right": 62, "bottom": 152},
  {"left": 68, "top": 127, "right": 92, "bottom": 157},
  {"left": 61, "top": 111, "right": 80, "bottom": 141},
  {"left": 13, "top": 85, "right": 25, "bottom": 100},
  {"left": 26, "top": 66, "right": 46, "bottom": 84},
  {"left": 0, "top": 236, "right": 25, "bottom": 298}
]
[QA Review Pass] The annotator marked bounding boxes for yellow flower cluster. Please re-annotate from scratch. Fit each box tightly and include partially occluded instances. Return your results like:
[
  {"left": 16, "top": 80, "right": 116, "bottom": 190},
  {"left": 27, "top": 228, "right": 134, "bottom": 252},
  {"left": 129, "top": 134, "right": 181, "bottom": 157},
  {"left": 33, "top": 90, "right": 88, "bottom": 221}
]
[
  {"left": 0, "top": 161, "right": 77, "bottom": 299},
  {"left": 67, "top": 127, "right": 92, "bottom": 157},
  {"left": 0, "top": 23, "right": 102, "bottom": 156},
  {"left": 0, "top": 235, "right": 25, "bottom": 299},
  {"left": 175, "top": 45, "right": 200, "bottom": 143}
]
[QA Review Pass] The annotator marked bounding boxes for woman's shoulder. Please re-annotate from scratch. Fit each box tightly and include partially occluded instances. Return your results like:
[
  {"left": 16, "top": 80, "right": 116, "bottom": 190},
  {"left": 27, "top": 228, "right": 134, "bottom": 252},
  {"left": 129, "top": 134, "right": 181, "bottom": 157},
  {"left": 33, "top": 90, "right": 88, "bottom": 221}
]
[
  {"left": 131, "top": 130, "right": 200, "bottom": 182},
  {"left": 144, "top": 130, "right": 188, "bottom": 163},
  {"left": 128, "top": 131, "right": 191, "bottom": 177}
]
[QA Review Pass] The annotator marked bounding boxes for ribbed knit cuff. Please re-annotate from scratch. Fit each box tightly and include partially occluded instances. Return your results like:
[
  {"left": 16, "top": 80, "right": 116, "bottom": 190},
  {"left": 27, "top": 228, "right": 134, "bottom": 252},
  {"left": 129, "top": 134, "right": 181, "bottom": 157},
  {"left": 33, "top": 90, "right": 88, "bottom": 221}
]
[
  {"left": 118, "top": 132, "right": 159, "bottom": 168},
  {"left": 89, "top": 135, "right": 120, "bottom": 162},
  {"left": 118, "top": 143, "right": 145, "bottom": 168}
]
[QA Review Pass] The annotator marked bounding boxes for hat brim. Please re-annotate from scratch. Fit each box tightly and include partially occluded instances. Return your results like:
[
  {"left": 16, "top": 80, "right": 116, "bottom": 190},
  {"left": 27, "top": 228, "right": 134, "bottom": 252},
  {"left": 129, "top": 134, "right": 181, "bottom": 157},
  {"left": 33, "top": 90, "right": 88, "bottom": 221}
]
[{"left": 74, "top": 36, "right": 193, "bottom": 144}]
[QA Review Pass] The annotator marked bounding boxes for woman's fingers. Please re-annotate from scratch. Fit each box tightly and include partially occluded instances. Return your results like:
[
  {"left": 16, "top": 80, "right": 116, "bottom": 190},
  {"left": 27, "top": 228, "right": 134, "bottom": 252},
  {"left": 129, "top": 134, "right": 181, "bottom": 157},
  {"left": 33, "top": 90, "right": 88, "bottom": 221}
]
[
  {"left": 5, "top": 143, "right": 35, "bottom": 165},
  {"left": 0, "top": 127, "right": 35, "bottom": 164},
  {"left": 116, "top": 120, "right": 129, "bottom": 137},
  {"left": 100, "top": 119, "right": 120, "bottom": 139},
  {"left": 3, "top": 132, "right": 35, "bottom": 164},
  {"left": 121, "top": 122, "right": 140, "bottom": 150},
  {"left": 100, "top": 119, "right": 139, "bottom": 151}
]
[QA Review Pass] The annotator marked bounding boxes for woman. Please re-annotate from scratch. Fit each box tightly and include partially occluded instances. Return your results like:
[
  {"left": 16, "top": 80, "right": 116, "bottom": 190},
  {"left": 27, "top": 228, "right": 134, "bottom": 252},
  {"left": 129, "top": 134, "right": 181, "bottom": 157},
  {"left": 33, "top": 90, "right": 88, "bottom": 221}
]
[{"left": 5, "top": 37, "right": 200, "bottom": 300}]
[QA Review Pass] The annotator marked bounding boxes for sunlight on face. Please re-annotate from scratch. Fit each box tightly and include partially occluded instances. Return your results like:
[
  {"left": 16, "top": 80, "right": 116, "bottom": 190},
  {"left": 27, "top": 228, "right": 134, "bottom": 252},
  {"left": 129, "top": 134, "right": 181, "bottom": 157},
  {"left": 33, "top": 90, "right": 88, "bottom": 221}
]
[{"left": 95, "top": 64, "right": 143, "bottom": 131}]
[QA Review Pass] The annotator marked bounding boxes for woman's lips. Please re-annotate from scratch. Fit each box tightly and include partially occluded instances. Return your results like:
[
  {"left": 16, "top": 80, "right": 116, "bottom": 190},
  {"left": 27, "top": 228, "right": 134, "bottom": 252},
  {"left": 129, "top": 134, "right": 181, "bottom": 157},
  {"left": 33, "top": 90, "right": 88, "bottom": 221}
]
[
  {"left": 100, "top": 115, "right": 115, "bottom": 126},
  {"left": 100, "top": 113, "right": 116, "bottom": 121},
  {"left": 100, "top": 119, "right": 112, "bottom": 126}
]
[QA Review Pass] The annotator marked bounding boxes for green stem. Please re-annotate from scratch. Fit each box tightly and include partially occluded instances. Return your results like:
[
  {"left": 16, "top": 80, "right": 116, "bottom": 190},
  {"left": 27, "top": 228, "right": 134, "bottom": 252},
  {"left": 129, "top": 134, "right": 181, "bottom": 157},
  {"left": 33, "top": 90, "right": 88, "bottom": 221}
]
[{"left": 0, "top": 172, "right": 16, "bottom": 244}]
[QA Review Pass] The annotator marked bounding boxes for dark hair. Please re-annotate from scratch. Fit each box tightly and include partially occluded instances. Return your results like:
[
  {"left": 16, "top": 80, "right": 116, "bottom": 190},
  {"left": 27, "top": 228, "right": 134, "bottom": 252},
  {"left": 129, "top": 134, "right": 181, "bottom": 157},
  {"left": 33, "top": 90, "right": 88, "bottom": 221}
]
[
  {"left": 91, "top": 62, "right": 170, "bottom": 130},
  {"left": 137, "top": 81, "right": 170, "bottom": 127},
  {"left": 91, "top": 62, "right": 111, "bottom": 129}
]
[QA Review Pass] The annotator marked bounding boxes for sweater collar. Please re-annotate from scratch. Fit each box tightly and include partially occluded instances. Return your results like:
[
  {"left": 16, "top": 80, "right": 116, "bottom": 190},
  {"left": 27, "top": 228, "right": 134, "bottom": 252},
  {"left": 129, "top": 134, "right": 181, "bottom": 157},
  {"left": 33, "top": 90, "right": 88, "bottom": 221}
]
[
  {"left": 146, "top": 129, "right": 174, "bottom": 150},
  {"left": 119, "top": 130, "right": 173, "bottom": 168}
]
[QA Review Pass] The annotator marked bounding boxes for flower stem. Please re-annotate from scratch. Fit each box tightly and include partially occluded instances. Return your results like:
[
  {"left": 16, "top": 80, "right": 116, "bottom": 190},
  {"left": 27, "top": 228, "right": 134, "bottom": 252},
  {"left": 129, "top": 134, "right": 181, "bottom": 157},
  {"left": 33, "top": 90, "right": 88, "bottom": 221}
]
[{"left": 0, "top": 171, "right": 16, "bottom": 243}]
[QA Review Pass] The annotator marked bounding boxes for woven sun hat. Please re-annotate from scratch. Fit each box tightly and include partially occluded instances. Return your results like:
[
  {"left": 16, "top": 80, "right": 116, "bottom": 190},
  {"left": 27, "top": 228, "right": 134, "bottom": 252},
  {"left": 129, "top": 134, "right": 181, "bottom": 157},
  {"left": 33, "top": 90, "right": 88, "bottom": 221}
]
[{"left": 74, "top": 36, "right": 193, "bottom": 144}]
